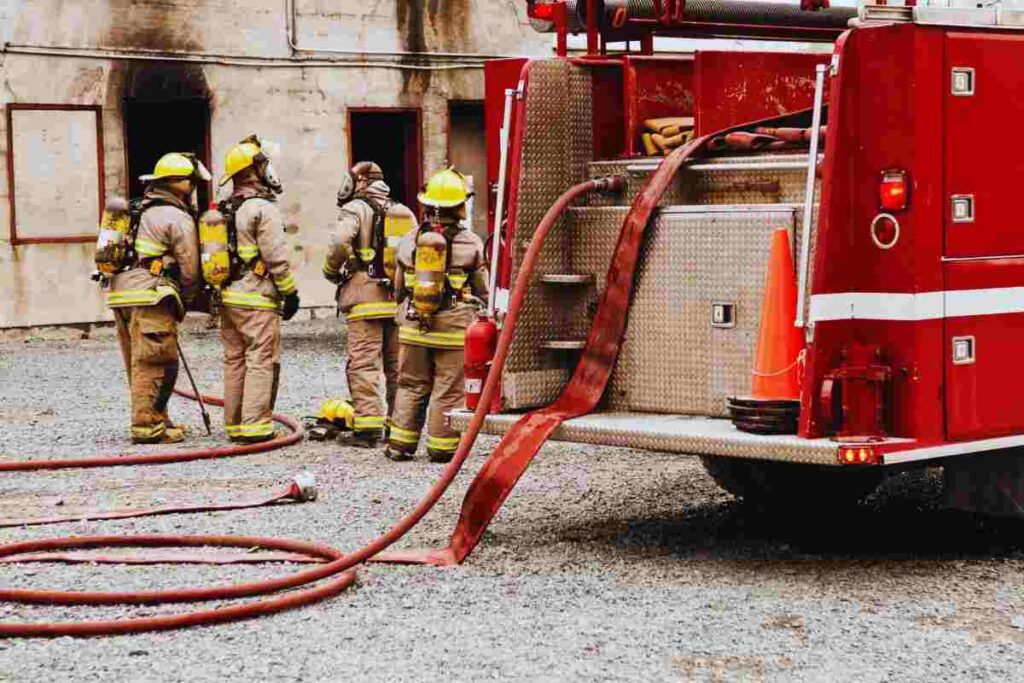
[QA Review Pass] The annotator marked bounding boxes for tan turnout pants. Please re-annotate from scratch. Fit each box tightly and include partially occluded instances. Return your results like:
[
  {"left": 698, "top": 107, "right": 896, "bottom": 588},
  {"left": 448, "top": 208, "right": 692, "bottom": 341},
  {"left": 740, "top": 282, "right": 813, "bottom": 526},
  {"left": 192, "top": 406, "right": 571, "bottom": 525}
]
[
  {"left": 346, "top": 318, "right": 399, "bottom": 436},
  {"left": 113, "top": 302, "right": 180, "bottom": 443},
  {"left": 387, "top": 343, "right": 464, "bottom": 456},
  {"left": 221, "top": 306, "right": 281, "bottom": 441}
]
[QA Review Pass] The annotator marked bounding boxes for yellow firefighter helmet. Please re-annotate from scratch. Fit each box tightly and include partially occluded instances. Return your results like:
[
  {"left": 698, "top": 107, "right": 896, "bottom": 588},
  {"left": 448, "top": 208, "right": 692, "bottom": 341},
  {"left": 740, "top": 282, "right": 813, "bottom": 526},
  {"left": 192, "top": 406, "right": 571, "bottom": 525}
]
[
  {"left": 418, "top": 167, "right": 472, "bottom": 208},
  {"left": 318, "top": 398, "right": 354, "bottom": 429},
  {"left": 219, "top": 142, "right": 262, "bottom": 186},
  {"left": 140, "top": 153, "right": 210, "bottom": 183}
]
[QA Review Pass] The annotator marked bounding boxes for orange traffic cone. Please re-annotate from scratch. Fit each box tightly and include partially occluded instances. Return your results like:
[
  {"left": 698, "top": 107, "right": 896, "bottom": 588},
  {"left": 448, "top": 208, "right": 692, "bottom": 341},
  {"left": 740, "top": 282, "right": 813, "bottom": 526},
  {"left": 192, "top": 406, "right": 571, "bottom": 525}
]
[{"left": 749, "top": 228, "right": 803, "bottom": 400}]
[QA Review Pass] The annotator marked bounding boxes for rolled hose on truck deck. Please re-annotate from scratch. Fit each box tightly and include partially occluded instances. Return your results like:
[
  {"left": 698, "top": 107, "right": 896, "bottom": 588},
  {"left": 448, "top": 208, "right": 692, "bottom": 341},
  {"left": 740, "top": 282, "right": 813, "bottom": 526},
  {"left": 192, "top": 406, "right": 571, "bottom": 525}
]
[{"left": 0, "top": 121, "right": 742, "bottom": 635}]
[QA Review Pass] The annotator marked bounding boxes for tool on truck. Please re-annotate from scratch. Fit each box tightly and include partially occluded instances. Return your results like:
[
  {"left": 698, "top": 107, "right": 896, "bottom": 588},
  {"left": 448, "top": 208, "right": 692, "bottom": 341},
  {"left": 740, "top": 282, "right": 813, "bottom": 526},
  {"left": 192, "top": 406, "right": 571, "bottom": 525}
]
[{"left": 455, "top": 0, "right": 1024, "bottom": 518}]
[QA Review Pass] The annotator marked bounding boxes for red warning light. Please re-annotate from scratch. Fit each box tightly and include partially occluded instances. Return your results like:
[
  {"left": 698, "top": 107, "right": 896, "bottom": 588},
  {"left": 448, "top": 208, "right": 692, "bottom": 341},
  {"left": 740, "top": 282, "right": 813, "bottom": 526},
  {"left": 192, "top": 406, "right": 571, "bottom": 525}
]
[
  {"left": 529, "top": 1, "right": 557, "bottom": 20},
  {"left": 879, "top": 170, "right": 908, "bottom": 211}
]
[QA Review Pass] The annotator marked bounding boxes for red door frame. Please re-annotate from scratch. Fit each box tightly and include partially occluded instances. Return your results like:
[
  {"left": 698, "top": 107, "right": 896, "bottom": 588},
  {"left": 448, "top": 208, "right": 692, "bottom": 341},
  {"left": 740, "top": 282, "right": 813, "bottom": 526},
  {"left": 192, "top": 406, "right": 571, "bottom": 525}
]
[{"left": 346, "top": 107, "right": 423, "bottom": 216}]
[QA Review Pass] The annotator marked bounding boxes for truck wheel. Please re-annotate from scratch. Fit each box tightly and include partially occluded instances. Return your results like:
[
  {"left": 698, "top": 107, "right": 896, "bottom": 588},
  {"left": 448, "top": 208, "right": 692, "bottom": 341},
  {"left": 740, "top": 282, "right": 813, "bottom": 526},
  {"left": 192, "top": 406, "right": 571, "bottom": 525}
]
[{"left": 699, "top": 456, "right": 883, "bottom": 510}]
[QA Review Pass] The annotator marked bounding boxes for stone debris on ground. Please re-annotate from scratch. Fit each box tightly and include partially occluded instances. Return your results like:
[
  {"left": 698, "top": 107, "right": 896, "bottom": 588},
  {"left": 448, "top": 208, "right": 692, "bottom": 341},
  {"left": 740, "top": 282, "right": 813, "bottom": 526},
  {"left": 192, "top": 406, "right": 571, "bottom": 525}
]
[{"left": 1, "top": 319, "right": 1024, "bottom": 681}]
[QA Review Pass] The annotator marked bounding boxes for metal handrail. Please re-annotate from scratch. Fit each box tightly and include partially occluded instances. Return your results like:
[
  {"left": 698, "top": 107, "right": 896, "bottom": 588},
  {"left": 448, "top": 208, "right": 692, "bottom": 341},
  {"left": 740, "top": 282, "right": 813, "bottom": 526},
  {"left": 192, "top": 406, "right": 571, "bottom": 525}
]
[{"left": 795, "top": 63, "right": 828, "bottom": 328}]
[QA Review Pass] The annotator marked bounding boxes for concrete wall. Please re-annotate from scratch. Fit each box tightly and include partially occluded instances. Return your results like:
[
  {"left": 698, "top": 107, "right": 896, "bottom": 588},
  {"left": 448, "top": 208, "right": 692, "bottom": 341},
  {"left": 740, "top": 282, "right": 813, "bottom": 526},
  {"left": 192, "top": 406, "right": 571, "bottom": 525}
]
[{"left": 0, "top": 0, "right": 552, "bottom": 327}]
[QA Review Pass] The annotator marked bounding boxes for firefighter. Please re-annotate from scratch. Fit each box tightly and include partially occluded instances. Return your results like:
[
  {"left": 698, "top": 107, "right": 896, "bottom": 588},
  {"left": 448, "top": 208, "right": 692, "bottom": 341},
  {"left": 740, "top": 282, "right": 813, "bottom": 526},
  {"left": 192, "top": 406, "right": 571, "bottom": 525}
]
[
  {"left": 385, "top": 167, "right": 489, "bottom": 463},
  {"left": 323, "top": 162, "right": 417, "bottom": 447},
  {"left": 107, "top": 152, "right": 208, "bottom": 444},
  {"left": 218, "top": 135, "right": 300, "bottom": 443}
]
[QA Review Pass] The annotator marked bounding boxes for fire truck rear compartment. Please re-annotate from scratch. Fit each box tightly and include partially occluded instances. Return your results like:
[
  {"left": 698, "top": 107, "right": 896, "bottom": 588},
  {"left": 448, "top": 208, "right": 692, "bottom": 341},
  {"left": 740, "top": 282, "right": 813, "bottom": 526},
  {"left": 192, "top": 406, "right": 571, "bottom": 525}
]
[{"left": 467, "top": 58, "right": 853, "bottom": 471}]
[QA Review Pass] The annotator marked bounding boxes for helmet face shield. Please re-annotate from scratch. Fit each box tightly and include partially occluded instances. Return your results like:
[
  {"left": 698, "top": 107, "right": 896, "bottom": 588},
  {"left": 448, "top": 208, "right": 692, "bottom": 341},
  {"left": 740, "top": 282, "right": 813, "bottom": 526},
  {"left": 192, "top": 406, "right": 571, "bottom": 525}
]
[
  {"left": 257, "top": 156, "right": 283, "bottom": 195},
  {"left": 191, "top": 157, "right": 212, "bottom": 183}
]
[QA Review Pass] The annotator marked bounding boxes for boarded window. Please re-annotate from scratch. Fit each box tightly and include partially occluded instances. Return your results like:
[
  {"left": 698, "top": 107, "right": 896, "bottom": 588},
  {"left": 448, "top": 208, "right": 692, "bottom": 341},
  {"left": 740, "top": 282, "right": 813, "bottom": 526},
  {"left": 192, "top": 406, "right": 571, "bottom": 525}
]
[{"left": 7, "top": 104, "right": 103, "bottom": 244}]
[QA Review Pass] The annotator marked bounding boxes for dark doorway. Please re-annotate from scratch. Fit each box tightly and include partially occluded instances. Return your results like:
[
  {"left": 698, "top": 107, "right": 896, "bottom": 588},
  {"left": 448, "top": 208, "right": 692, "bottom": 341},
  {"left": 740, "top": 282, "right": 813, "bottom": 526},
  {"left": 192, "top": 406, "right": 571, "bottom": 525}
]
[
  {"left": 448, "top": 101, "right": 487, "bottom": 240},
  {"left": 348, "top": 109, "right": 422, "bottom": 214},
  {"left": 124, "top": 98, "right": 211, "bottom": 209}
]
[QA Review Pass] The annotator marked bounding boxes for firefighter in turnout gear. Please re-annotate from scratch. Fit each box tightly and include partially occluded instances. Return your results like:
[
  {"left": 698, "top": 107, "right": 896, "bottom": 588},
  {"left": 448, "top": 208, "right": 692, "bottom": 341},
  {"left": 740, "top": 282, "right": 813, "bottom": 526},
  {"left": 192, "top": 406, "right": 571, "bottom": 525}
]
[
  {"left": 323, "top": 162, "right": 416, "bottom": 447},
  {"left": 218, "top": 135, "right": 299, "bottom": 443},
  {"left": 107, "top": 152, "right": 208, "bottom": 444},
  {"left": 385, "top": 167, "right": 489, "bottom": 463}
]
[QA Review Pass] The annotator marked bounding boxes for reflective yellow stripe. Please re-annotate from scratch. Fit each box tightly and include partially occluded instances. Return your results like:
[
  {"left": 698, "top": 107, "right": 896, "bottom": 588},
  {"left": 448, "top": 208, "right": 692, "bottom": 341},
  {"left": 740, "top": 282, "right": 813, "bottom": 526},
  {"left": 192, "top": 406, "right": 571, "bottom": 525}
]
[
  {"left": 388, "top": 425, "right": 420, "bottom": 445},
  {"left": 426, "top": 435, "right": 460, "bottom": 452},
  {"left": 226, "top": 422, "right": 274, "bottom": 437},
  {"left": 353, "top": 416, "right": 385, "bottom": 431},
  {"left": 346, "top": 302, "right": 398, "bottom": 321},
  {"left": 237, "top": 245, "right": 260, "bottom": 260},
  {"left": 107, "top": 286, "right": 182, "bottom": 310},
  {"left": 108, "top": 289, "right": 159, "bottom": 307},
  {"left": 274, "top": 273, "right": 297, "bottom": 295},
  {"left": 356, "top": 248, "right": 375, "bottom": 262},
  {"left": 399, "top": 326, "right": 465, "bottom": 349},
  {"left": 322, "top": 258, "right": 340, "bottom": 277},
  {"left": 221, "top": 290, "right": 279, "bottom": 310},
  {"left": 134, "top": 238, "right": 167, "bottom": 257}
]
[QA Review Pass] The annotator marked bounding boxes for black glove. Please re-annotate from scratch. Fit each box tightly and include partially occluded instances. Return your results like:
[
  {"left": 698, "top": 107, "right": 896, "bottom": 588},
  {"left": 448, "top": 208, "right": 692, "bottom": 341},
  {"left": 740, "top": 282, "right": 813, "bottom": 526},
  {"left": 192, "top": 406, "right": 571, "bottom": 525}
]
[{"left": 282, "top": 292, "right": 300, "bottom": 321}]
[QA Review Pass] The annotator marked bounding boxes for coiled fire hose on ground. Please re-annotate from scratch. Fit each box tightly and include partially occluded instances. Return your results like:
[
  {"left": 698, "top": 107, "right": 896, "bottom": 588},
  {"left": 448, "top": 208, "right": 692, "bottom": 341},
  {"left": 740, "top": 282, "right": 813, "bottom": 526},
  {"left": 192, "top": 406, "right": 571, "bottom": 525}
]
[{"left": 0, "top": 150, "right": 699, "bottom": 636}]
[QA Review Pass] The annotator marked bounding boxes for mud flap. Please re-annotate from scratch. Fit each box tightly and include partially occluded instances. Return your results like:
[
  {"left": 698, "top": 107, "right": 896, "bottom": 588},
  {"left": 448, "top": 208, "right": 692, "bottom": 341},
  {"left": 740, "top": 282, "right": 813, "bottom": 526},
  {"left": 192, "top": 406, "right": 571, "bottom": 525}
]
[{"left": 944, "top": 450, "right": 1024, "bottom": 518}]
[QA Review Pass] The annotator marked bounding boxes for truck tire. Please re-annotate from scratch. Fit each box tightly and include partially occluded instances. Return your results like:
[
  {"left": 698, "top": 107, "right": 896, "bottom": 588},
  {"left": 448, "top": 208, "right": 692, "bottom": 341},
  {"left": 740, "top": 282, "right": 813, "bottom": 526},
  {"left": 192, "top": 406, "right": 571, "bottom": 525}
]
[{"left": 699, "top": 456, "right": 883, "bottom": 510}]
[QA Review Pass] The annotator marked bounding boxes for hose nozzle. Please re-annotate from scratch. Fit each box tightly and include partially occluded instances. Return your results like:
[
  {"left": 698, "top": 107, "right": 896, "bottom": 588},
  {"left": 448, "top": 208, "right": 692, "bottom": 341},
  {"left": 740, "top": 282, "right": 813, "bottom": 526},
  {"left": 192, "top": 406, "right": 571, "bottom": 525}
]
[{"left": 288, "top": 472, "right": 318, "bottom": 502}]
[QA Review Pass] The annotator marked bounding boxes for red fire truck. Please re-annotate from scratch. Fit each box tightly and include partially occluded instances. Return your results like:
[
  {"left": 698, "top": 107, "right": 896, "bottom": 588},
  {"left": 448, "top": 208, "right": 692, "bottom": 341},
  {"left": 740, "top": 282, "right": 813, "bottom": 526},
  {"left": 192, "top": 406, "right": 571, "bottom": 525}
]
[{"left": 453, "top": 0, "right": 1024, "bottom": 514}]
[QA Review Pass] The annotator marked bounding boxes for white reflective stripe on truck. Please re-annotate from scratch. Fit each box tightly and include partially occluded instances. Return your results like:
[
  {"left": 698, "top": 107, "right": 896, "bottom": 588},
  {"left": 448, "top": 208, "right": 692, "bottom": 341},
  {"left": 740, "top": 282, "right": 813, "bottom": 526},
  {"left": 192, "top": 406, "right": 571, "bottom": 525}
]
[{"left": 809, "top": 287, "right": 1024, "bottom": 322}]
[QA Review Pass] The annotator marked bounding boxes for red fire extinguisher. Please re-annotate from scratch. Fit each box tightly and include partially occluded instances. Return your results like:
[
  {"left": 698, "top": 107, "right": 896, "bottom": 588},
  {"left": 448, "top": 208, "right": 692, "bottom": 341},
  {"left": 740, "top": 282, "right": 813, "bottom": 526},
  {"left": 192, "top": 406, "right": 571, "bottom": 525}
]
[{"left": 464, "top": 312, "right": 499, "bottom": 411}]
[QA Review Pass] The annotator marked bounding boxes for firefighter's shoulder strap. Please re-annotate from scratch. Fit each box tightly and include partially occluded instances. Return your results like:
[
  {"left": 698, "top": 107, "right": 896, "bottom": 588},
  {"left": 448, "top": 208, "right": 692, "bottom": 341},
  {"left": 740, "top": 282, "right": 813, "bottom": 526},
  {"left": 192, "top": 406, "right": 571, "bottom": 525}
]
[
  {"left": 217, "top": 192, "right": 276, "bottom": 280},
  {"left": 218, "top": 191, "right": 276, "bottom": 252},
  {"left": 352, "top": 196, "right": 388, "bottom": 279},
  {"left": 128, "top": 196, "right": 178, "bottom": 273}
]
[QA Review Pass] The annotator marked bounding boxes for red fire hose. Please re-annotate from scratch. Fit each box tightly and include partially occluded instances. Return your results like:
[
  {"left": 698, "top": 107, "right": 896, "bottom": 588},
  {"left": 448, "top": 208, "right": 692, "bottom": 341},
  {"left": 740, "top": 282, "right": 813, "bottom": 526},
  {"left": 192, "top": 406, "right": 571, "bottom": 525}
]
[
  {"left": 0, "top": 177, "right": 629, "bottom": 638},
  {"left": 374, "top": 144, "right": 703, "bottom": 565},
  {"left": 0, "top": 389, "right": 301, "bottom": 473}
]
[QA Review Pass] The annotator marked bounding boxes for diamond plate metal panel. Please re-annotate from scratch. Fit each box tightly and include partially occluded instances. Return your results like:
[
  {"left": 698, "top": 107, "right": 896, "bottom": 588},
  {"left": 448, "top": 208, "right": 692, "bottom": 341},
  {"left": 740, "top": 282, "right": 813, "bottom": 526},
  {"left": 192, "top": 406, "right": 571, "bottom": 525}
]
[
  {"left": 596, "top": 206, "right": 797, "bottom": 417},
  {"left": 448, "top": 410, "right": 841, "bottom": 466},
  {"left": 503, "top": 60, "right": 596, "bottom": 409},
  {"left": 501, "top": 367, "right": 573, "bottom": 409}
]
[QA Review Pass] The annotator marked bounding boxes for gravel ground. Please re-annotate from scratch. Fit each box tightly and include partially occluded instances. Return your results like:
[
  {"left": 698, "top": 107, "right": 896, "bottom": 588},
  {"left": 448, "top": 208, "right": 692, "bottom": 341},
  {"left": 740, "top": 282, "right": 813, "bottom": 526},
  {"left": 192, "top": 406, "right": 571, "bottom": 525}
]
[{"left": 2, "top": 318, "right": 1024, "bottom": 681}]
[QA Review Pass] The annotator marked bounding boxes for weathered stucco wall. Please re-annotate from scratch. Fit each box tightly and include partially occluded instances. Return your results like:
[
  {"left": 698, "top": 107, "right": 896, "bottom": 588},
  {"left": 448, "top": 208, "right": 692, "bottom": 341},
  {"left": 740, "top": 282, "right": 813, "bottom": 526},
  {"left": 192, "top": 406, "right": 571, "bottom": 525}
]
[{"left": 0, "top": 0, "right": 551, "bottom": 327}]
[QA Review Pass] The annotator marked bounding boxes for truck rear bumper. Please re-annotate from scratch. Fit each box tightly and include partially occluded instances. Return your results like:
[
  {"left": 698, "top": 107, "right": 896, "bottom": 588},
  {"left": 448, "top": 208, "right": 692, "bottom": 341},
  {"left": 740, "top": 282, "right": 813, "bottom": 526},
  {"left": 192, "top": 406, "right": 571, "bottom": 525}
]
[{"left": 448, "top": 410, "right": 869, "bottom": 467}]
